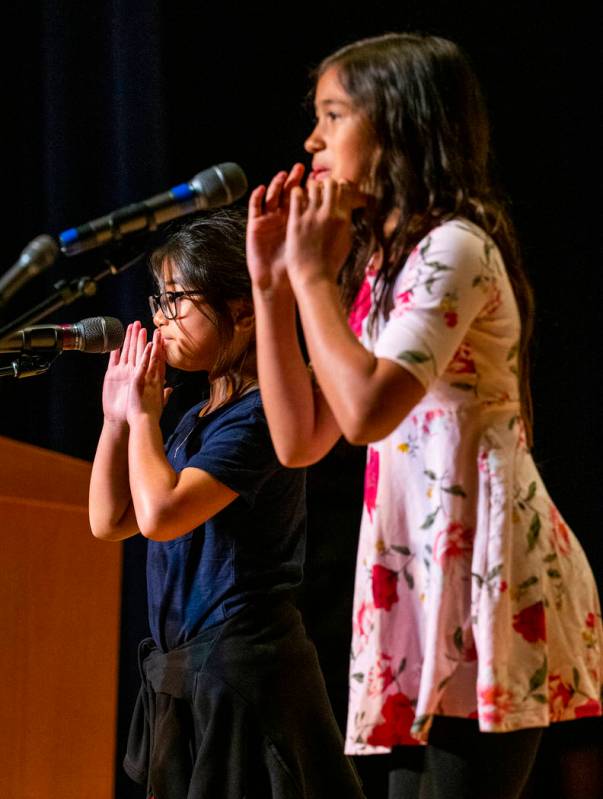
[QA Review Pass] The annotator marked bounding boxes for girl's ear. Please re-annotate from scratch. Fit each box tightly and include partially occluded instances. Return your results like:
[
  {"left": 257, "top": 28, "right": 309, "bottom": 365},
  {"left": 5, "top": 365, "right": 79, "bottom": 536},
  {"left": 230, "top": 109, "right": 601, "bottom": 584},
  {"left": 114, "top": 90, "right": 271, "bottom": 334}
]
[{"left": 231, "top": 299, "right": 255, "bottom": 333}]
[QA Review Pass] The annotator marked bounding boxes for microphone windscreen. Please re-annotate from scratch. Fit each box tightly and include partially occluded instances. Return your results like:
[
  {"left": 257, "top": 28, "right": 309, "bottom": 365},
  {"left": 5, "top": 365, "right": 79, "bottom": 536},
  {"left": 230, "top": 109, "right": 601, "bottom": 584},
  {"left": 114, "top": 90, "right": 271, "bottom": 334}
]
[
  {"left": 78, "top": 317, "right": 125, "bottom": 353},
  {"left": 25, "top": 235, "right": 60, "bottom": 270},
  {"left": 191, "top": 162, "right": 248, "bottom": 208}
]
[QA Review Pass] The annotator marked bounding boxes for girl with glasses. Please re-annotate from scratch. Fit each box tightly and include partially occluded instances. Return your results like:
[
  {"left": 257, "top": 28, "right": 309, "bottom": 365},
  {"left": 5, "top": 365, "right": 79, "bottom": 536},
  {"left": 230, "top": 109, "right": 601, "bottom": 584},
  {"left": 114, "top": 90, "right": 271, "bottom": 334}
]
[{"left": 88, "top": 209, "right": 364, "bottom": 798}]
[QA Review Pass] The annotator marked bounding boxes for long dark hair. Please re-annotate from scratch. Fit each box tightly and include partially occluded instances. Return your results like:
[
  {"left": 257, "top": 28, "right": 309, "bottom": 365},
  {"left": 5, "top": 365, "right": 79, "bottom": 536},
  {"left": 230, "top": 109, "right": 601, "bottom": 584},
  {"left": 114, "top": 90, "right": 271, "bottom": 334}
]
[
  {"left": 149, "top": 208, "right": 255, "bottom": 398},
  {"left": 316, "top": 33, "right": 534, "bottom": 442}
]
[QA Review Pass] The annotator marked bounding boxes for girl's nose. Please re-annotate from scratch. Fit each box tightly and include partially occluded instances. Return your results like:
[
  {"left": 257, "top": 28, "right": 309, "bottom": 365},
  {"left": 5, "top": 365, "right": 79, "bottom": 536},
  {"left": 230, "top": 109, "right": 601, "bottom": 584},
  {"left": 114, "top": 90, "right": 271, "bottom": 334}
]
[
  {"left": 304, "top": 123, "right": 324, "bottom": 154},
  {"left": 153, "top": 307, "right": 167, "bottom": 327}
]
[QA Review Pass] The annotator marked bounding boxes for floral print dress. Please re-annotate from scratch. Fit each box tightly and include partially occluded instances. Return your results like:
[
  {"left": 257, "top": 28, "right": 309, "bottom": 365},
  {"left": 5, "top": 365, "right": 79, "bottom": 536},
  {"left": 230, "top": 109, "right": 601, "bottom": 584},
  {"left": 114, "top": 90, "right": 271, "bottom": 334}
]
[{"left": 345, "top": 219, "right": 602, "bottom": 754}]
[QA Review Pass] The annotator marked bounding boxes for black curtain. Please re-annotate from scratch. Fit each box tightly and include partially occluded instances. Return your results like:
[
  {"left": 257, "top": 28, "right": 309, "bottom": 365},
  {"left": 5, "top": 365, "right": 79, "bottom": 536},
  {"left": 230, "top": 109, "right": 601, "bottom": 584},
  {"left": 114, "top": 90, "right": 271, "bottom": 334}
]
[{"left": 1, "top": 2, "right": 600, "bottom": 797}]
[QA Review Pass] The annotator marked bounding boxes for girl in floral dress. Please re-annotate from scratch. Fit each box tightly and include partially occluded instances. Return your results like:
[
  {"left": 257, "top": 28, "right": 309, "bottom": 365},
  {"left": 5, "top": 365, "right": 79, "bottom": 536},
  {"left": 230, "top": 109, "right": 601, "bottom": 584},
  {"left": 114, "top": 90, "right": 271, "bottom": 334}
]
[{"left": 246, "top": 32, "right": 603, "bottom": 799}]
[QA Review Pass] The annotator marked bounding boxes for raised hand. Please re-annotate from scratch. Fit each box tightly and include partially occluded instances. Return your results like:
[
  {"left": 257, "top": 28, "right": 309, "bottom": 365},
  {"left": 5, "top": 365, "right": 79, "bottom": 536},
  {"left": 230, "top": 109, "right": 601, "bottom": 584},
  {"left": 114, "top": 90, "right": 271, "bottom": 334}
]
[
  {"left": 102, "top": 321, "right": 144, "bottom": 424},
  {"left": 285, "top": 178, "right": 357, "bottom": 288},
  {"left": 246, "top": 163, "right": 305, "bottom": 292},
  {"left": 126, "top": 327, "right": 169, "bottom": 424}
]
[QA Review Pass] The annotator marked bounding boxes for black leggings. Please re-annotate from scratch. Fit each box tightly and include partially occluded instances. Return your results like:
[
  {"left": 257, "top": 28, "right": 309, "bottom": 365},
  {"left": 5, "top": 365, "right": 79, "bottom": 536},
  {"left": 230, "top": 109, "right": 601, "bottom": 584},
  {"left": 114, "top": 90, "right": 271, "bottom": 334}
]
[{"left": 388, "top": 716, "right": 542, "bottom": 799}]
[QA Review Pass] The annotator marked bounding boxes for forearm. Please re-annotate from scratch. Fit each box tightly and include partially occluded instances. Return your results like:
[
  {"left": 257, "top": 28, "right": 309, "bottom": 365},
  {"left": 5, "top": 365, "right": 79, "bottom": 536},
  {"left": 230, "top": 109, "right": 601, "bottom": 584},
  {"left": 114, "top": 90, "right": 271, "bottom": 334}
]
[
  {"left": 294, "top": 277, "right": 422, "bottom": 444},
  {"left": 89, "top": 420, "right": 137, "bottom": 540},
  {"left": 127, "top": 414, "right": 179, "bottom": 536},
  {"left": 296, "top": 278, "right": 375, "bottom": 438},
  {"left": 253, "top": 283, "right": 339, "bottom": 465}
]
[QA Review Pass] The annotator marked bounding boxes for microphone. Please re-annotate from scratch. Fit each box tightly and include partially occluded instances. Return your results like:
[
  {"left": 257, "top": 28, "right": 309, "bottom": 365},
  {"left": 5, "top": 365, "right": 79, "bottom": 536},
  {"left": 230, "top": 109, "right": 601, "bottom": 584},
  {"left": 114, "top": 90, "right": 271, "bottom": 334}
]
[
  {"left": 0, "top": 235, "right": 59, "bottom": 306},
  {"left": 59, "top": 162, "right": 248, "bottom": 256},
  {"left": 0, "top": 316, "right": 125, "bottom": 354}
]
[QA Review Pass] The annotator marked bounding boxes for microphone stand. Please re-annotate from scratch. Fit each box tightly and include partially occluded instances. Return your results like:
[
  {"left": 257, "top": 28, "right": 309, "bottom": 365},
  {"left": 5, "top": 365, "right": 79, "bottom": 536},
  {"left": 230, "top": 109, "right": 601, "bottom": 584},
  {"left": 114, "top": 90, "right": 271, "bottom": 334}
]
[
  {"left": 0, "top": 352, "right": 61, "bottom": 379},
  {"left": 0, "top": 250, "right": 145, "bottom": 379},
  {"left": 0, "top": 275, "right": 100, "bottom": 340}
]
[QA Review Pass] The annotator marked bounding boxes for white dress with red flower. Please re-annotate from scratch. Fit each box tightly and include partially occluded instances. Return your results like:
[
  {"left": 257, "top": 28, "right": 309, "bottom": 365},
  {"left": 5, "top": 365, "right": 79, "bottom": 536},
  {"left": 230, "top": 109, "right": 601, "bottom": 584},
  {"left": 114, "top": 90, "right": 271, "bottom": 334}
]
[{"left": 345, "top": 219, "right": 603, "bottom": 754}]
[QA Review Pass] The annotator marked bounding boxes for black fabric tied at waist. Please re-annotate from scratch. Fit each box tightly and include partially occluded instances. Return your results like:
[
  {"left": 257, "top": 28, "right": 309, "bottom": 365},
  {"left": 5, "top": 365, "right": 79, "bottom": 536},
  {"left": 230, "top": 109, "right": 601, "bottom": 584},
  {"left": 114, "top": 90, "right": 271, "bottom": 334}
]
[{"left": 124, "top": 595, "right": 365, "bottom": 799}]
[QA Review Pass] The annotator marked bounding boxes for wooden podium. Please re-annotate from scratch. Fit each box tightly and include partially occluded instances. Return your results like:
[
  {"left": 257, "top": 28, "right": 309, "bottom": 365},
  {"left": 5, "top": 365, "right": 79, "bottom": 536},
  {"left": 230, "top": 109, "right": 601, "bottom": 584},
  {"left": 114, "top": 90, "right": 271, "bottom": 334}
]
[{"left": 0, "top": 436, "right": 122, "bottom": 798}]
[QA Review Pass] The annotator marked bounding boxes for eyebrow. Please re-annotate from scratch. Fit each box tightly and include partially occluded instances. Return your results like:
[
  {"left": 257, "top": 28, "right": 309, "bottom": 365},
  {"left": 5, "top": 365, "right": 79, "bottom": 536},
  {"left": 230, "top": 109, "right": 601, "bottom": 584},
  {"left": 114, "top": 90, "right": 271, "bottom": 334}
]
[{"left": 315, "top": 98, "right": 352, "bottom": 110}]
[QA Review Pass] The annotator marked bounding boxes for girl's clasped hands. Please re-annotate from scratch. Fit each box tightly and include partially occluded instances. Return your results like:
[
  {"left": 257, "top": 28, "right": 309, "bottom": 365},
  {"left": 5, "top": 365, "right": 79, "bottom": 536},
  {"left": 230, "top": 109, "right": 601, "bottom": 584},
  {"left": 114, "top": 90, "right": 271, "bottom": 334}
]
[
  {"left": 102, "top": 320, "right": 171, "bottom": 426},
  {"left": 247, "top": 163, "right": 361, "bottom": 292}
]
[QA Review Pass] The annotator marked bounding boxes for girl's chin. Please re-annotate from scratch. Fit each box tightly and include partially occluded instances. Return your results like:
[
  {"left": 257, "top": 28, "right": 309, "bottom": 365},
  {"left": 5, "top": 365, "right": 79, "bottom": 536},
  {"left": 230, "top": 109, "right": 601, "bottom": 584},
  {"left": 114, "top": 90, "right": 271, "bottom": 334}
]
[
  {"left": 167, "top": 359, "right": 199, "bottom": 372},
  {"left": 167, "top": 355, "right": 210, "bottom": 373},
  {"left": 163, "top": 342, "right": 215, "bottom": 373}
]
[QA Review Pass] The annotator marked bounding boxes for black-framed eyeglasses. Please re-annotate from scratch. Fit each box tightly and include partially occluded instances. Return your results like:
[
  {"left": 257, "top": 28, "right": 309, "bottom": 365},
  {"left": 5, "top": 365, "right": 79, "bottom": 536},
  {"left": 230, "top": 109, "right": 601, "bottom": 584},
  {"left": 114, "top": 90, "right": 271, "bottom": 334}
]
[{"left": 148, "top": 291, "right": 204, "bottom": 320}]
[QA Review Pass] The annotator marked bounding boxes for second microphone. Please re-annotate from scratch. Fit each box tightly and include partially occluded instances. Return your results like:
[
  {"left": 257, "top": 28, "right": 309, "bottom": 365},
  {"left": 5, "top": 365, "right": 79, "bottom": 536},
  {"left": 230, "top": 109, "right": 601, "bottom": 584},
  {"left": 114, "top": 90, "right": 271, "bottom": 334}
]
[{"left": 59, "top": 162, "right": 248, "bottom": 257}]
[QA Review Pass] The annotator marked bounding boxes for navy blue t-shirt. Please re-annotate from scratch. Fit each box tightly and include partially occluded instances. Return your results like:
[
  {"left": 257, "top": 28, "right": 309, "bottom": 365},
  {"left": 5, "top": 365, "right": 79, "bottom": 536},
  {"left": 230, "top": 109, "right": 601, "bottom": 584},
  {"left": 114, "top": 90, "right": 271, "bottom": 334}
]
[{"left": 146, "top": 389, "right": 306, "bottom": 651}]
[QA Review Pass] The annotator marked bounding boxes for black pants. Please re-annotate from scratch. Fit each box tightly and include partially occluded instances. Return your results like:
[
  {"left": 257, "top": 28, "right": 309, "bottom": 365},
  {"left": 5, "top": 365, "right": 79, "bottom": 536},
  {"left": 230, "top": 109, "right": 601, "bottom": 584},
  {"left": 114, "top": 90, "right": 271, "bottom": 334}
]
[
  {"left": 388, "top": 716, "right": 542, "bottom": 799},
  {"left": 124, "top": 596, "right": 365, "bottom": 798}
]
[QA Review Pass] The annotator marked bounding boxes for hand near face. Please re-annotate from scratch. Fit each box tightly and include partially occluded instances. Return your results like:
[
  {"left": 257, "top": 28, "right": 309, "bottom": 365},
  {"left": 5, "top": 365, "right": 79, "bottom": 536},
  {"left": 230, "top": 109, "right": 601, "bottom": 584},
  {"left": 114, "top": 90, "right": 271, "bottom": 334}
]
[
  {"left": 285, "top": 177, "right": 358, "bottom": 287},
  {"left": 102, "top": 321, "right": 144, "bottom": 424},
  {"left": 126, "top": 328, "right": 171, "bottom": 424},
  {"left": 246, "top": 163, "right": 305, "bottom": 292}
]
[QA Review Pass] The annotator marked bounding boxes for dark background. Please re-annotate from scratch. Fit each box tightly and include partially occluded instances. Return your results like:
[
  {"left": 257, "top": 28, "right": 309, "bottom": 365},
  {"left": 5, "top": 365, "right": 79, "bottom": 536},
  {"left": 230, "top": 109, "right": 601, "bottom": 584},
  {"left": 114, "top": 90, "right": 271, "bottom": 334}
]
[{"left": 1, "top": 2, "right": 600, "bottom": 797}]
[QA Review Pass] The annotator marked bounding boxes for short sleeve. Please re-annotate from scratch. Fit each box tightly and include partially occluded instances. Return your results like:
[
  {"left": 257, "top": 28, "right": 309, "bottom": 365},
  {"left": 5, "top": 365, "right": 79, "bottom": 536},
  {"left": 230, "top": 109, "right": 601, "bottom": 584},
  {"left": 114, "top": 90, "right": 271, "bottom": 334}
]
[
  {"left": 184, "top": 396, "right": 279, "bottom": 506},
  {"left": 374, "top": 220, "right": 501, "bottom": 390}
]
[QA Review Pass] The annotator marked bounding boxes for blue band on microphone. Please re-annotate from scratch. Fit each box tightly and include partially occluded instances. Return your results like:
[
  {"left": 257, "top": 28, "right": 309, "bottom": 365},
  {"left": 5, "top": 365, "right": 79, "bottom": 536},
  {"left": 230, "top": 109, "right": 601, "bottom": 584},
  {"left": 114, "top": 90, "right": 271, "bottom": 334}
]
[
  {"left": 170, "top": 183, "right": 195, "bottom": 201},
  {"left": 59, "top": 228, "right": 79, "bottom": 246}
]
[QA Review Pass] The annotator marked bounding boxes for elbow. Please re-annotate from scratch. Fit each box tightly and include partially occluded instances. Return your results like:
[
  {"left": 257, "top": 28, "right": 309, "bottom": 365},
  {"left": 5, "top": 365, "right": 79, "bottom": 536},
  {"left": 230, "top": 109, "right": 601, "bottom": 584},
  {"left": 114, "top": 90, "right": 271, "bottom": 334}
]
[
  {"left": 90, "top": 524, "right": 110, "bottom": 540},
  {"left": 342, "top": 424, "right": 378, "bottom": 447},
  {"left": 135, "top": 501, "right": 179, "bottom": 541},
  {"left": 334, "top": 368, "right": 425, "bottom": 446},
  {"left": 274, "top": 443, "right": 318, "bottom": 469},
  {"left": 338, "top": 381, "right": 424, "bottom": 445},
  {"left": 90, "top": 520, "right": 127, "bottom": 542},
  {"left": 136, "top": 509, "right": 167, "bottom": 540},
  {"left": 133, "top": 492, "right": 162, "bottom": 539},
  {"left": 339, "top": 403, "right": 401, "bottom": 447},
  {"left": 268, "top": 428, "right": 323, "bottom": 468},
  {"left": 337, "top": 406, "right": 378, "bottom": 446},
  {"left": 343, "top": 430, "right": 371, "bottom": 447},
  {"left": 89, "top": 500, "right": 137, "bottom": 541}
]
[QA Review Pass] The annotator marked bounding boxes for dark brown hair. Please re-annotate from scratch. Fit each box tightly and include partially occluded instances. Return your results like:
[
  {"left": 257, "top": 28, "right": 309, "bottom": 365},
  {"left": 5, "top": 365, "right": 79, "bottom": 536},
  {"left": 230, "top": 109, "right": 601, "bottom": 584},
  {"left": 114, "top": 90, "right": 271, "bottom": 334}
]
[
  {"left": 317, "top": 33, "right": 534, "bottom": 442},
  {"left": 149, "top": 208, "right": 255, "bottom": 399}
]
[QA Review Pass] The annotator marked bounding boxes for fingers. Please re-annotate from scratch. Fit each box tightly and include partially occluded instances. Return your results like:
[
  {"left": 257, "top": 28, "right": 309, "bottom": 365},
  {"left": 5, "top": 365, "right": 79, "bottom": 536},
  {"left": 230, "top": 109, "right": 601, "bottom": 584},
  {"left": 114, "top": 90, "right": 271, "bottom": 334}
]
[
  {"left": 333, "top": 180, "right": 356, "bottom": 217},
  {"left": 248, "top": 185, "right": 266, "bottom": 221},
  {"left": 255, "top": 172, "right": 358, "bottom": 221},
  {"left": 148, "top": 329, "right": 165, "bottom": 382},
  {"left": 158, "top": 333, "right": 167, "bottom": 384},
  {"left": 264, "top": 171, "right": 287, "bottom": 213},
  {"left": 307, "top": 179, "right": 322, "bottom": 209},
  {"left": 303, "top": 178, "right": 340, "bottom": 214},
  {"left": 338, "top": 180, "right": 367, "bottom": 211},
  {"left": 289, "top": 186, "right": 307, "bottom": 220},
  {"left": 248, "top": 174, "right": 284, "bottom": 220},
  {"left": 120, "top": 320, "right": 136, "bottom": 365},
  {"left": 282, "top": 163, "right": 306, "bottom": 208},
  {"left": 132, "top": 330, "right": 166, "bottom": 391},
  {"left": 284, "top": 163, "right": 305, "bottom": 189},
  {"left": 296, "top": 178, "right": 338, "bottom": 217},
  {"left": 114, "top": 321, "right": 155, "bottom": 369},
  {"left": 308, "top": 178, "right": 357, "bottom": 217},
  {"left": 120, "top": 322, "right": 132, "bottom": 364},
  {"left": 134, "top": 325, "right": 147, "bottom": 366},
  {"left": 134, "top": 341, "right": 152, "bottom": 380},
  {"left": 322, "top": 178, "right": 335, "bottom": 213},
  {"left": 249, "top": 164, "right": 306, "bottom": 218},
  {"left": 125, "top": 320, "right": 141, "bottom": 365},
  {"left": 146, "top": 330, "right": 159, "bottom": 379}
]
